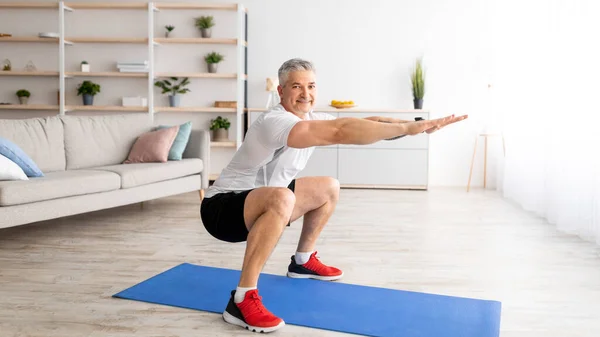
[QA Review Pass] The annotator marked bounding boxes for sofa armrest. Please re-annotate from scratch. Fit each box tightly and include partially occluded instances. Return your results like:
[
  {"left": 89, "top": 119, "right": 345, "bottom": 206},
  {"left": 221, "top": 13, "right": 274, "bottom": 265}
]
[{"left": 183, "top": 129, "right": 210, "bottom": 189}]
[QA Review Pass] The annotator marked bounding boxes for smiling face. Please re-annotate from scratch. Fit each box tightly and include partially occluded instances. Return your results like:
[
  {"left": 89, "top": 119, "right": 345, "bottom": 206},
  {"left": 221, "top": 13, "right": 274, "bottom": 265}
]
[{"left": 277, "top": 70, "right": 317, "bottom": 118}]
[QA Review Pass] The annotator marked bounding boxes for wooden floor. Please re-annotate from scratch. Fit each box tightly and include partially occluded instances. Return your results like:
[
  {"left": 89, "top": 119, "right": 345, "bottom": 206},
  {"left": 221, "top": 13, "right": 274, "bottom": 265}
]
[{"left": 1, "top": 188, "right": 599, "bottom": 337}]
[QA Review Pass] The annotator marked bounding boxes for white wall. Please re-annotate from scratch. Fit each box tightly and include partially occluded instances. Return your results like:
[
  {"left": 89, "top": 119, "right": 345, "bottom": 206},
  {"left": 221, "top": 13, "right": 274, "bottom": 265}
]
[{"left": 0, "top": 0, "right": 495, "bottom": 187}]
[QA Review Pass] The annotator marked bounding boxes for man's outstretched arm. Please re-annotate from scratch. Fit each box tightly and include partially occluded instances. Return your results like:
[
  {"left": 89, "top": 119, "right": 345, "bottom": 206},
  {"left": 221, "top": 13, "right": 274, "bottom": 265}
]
[
  {"left": 287, "top": 114, "right": 467, "bottom": 148},
  {"left": 363, "top": 116, "right": 411, "bottom": 123}
]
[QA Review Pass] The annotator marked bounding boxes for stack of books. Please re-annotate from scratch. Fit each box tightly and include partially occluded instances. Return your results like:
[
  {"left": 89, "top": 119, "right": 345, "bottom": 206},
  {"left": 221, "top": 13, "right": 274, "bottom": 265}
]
[{"left": 117, "top": 61, "right": 148, "bottom": 73}]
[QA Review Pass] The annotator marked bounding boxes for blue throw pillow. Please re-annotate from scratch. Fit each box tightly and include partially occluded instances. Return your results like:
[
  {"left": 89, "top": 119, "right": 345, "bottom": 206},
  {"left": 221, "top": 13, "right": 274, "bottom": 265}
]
[
  {"left": 156, "top": 121, "right": 192, "bottom": 160},
  {"left": 0, "top": 137, "right": 44, "bottom": 177}
]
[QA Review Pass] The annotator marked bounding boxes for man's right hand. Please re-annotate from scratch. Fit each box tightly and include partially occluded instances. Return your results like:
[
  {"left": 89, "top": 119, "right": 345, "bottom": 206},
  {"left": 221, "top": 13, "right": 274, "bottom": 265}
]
[{"left": 404, "top": 114, "right": 468, "bottom": 135}]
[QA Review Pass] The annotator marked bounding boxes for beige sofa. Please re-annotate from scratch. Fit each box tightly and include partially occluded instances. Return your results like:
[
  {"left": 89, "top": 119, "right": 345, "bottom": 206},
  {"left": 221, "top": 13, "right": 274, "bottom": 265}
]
[{"left": 0, "top": 114, "right": 209, "bottom": 229}]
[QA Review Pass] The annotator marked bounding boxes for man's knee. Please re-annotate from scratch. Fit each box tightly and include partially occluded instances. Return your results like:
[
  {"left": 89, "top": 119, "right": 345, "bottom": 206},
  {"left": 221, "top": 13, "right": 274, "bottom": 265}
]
[
  {"left": 267, "top": 187, "right": 296, "bottom": 218},
  {"left": 324, "top": 177, "right": 340, "bottom": 201}
]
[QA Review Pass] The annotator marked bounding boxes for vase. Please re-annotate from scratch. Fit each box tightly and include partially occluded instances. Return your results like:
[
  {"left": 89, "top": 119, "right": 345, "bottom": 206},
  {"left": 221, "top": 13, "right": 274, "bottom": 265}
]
[
  {"left": 207, "top": 63, "right": 218, "bottom": 73},
  {"left": 200, "top": 28, "right": 212, "bottom": 38},
  {"left": 18, "top": 97, "right": 28, "bottom": 105},
  {"left": 83, "top": 94, "right": 93, "bottom": 105},
  {"left": 169, "top": 95, "right": 180, "bottom": 107},
  {"left": 413, "top": 98, "right": 423, "bottom": 109},
  {"left": 213, "top": 128, "right": 228, "bottom": 141}
]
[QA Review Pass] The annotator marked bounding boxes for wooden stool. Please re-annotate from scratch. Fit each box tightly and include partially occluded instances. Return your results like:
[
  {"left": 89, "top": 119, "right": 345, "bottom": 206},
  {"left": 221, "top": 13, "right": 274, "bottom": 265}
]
[{"left": 467, "top": 133, "right": 505, "bottom": 192}]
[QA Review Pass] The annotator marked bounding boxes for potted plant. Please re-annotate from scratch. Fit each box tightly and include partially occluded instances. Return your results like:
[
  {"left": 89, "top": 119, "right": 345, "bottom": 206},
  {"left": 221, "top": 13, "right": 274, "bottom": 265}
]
[
  {"left": 76, "top": 80, "right": 101, "bottom": 105},
  {"left": 411, "top": 58, "right": 425, "bottom": 109},
  {"left": 204, "top": 51, "right": 224, "bottom": 73},
  {"left": 81, "top": 60, "right": 90, "bottom": 72},
  {"left": 195, "top": 15, "right": 215, "bottom": 38},
  {"left": 154, "top": 77, "right": 190, "bottom": 107},
  {"left": 2, "top": 59, "right": 11, "bottom": 71},
  {"left": 210, "top": 116, "right": 230, "bottom": 141},
  {"left": 16, "top": 89, "right": 30, "bottom": 105},
  {"left": 165, "top": 25, "right": 174, "bottom": 38}
]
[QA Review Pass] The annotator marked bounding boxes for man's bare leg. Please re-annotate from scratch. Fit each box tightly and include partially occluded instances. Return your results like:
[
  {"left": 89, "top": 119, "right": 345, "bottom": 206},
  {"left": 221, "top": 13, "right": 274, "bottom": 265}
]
[{"left": 238, "top": 187, "right": 296, "bottom": 287}]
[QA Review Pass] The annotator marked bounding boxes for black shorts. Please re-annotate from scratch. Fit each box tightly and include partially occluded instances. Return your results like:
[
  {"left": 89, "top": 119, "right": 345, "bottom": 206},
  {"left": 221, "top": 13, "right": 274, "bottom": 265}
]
[{"left": 200, "top": 180, "right": 296, "bottom": 243}]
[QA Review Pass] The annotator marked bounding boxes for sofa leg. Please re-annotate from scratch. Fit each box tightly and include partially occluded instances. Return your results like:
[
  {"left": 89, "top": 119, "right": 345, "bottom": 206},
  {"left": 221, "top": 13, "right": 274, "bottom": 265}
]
[{"left": 199, "top": 189, "right": 205, "bottom": 202}]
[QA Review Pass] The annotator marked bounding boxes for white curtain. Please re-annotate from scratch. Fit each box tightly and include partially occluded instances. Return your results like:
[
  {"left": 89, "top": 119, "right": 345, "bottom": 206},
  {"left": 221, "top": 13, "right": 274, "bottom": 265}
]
[{"left": 492, "top": 0, "right": 600, "bottom": 244}]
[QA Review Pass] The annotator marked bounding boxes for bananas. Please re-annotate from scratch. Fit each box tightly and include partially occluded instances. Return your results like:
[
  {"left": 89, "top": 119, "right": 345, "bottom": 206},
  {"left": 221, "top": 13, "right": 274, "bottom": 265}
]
[{"left": 331, "top": 100, "right": 354, "bottom": 105}]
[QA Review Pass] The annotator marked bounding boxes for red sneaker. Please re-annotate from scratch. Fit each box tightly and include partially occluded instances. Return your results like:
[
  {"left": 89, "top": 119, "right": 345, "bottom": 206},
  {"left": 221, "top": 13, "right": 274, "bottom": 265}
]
[
  {"left": 222, "top": 289, "right": 285, "bottom": 333},
  {"left": 287, "top": 251, "right": 344, "bottom": 281}
]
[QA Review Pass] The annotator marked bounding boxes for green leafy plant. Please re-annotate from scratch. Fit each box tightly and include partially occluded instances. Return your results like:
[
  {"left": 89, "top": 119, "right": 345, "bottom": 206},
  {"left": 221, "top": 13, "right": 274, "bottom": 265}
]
[
  {"left": 210, "top": 116, "right": 230, "bottom": 130},
  {"left": 205, "top": 51, "right": 224, "bottom": 64},
  {"left": 154, "top": 77, "right": 191, "bottom": 95},
  {"left": 411, "top": 58, "right": 425, "bottom": 100},
  {"left": 2, "top": 63, "right": 11, "bottom": 71},
  {"left": 165, "top": 25, "right": 175, "bottom": 32},
  {"left": 16, "top": 89, "right": 30, "bottom": 98},
  {"left": 195, "top": 15, "right": 215, "bottom": 29},
  {"left": 81, "top": 60, "right": 88, "bottom": 64},
  {"left": 76, "top": 80, "right": 100, "bottom": 96}
]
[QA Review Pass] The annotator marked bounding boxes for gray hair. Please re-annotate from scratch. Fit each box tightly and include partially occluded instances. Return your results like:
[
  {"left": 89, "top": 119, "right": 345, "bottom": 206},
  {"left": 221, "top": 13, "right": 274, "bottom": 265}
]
[{"left": 278, "top": 58, "right": 316, "bottom": 87}]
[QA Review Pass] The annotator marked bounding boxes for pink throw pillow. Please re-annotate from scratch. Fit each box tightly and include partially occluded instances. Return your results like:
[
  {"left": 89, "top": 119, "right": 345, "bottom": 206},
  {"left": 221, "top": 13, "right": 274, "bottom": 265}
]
[{"left": 124, "top": 125, "right": 180, "bottom": 164}]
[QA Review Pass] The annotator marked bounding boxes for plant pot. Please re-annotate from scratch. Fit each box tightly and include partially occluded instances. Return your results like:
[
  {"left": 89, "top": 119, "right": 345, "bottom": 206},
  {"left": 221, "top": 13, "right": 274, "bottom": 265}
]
[
  {"left": 18, "top": 97, "right": 28, "bottom": 105},
  {"left": 207, "top": 63, "right": 218, "bottom": 73},
  {"left": 81, "top": 64, "right": 90, "bottom": 72},
  {"left": 413, "top": 98, "right": 423, "bottom": 109},
  {"left": 213, "top": 128, "right": 228, "bottom": 141},
  {"left": 83, "top": 94, "right": 94, "bottom": 106},
  {"left": 169, "top": 95, "right": 180, "bottom": 107},
  {"left": 165, "top": 31, "right": 171, "bottom": 38},
  {"left": 200, "top": 28, "right": 212, "bottom": 38}
]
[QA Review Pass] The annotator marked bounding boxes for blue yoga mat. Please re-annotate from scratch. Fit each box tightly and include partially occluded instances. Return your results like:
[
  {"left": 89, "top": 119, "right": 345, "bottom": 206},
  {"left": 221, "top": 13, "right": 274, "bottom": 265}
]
[{"left": 113, "top": 263, "right": 501, "bottom": 337}]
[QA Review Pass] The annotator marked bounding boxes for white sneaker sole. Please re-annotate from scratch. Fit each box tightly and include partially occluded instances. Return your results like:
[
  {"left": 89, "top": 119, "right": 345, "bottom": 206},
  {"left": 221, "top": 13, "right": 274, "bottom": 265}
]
[
  {"left": 223, "top": 311, "right": 285, "bottom": 333},
  {"left": 286, "top": 271, "right": 344, "bottom": 281}
]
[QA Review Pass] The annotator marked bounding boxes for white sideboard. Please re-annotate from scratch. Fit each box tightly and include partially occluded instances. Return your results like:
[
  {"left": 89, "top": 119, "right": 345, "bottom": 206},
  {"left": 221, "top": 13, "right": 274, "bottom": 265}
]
[{"left": 247, "top": 108, "right": 430, "bottom": 190}]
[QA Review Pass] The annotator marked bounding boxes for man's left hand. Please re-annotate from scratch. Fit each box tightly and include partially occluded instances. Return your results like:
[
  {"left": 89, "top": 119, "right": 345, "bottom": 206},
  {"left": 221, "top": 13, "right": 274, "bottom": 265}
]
[{"left": 424, "top": 114, "right": 468, "bottom": 134}]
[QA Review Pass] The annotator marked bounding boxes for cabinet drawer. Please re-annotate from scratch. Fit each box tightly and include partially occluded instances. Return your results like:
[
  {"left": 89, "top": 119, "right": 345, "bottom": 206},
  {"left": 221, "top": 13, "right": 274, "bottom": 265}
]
[
  {"left": 338, "top": 148, "right": 428, "bottom": 187},
  {"left": 338, "top": 112, "right": 429, "bottom": 150},
  {"left": 297, "top": 147, "right": 338, "bottom": 178}
]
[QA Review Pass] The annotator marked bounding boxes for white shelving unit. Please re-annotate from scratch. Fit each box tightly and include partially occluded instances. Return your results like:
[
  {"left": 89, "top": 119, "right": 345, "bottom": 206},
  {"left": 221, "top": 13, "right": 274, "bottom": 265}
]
[{"left": 0, "top": 1, "right": 248, "bottom": 177}]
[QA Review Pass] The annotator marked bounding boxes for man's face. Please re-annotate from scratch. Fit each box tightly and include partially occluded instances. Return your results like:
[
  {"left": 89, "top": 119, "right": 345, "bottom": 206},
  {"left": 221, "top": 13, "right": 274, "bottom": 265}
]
[{"left": 277, "top": 70, "right": 317, "bottom": 115}]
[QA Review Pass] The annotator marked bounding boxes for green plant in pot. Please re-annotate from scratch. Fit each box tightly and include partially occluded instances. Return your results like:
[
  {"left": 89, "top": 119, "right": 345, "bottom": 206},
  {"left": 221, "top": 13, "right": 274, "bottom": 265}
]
[
  {"left": 195, "top": 15, "right": 215, "bottom": 38},
  {"left": 205, "top": 51, "right": 224, "bottom": 73},
  {"left": 165, "top": 25, "right": 174, "bottom": 38},
  {"left": 411, "top": 58, "right": 425, "bottom": 109},
  {"left": 210, "top": 116, "right": 230, "bottom": 141},
  {"left": 16, "top": 89, "right": 30, "bottom": 105},
  {"left": 76, "top": 80, "right": 100, "bottom": 106},
  {"left": 154, "top": 77, "right": 190, "bottom": 107}
]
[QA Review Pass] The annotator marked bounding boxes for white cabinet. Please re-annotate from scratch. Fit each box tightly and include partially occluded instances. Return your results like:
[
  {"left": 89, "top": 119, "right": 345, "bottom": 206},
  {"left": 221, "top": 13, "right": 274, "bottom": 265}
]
[{"left": 296, "top": 147, "right": 338, "bottom": 178}]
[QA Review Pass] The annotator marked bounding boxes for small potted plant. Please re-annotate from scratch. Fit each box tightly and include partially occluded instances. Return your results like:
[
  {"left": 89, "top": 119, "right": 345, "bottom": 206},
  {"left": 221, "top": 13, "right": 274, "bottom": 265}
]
[
  {"left": 204, "top": 51, "right": 224, "bottom": 73},
  {"left": 16, "top": 89, "right": 30, "bottom": 105},
  {"left": 2, "top": 59, "right": 11, "bottom": 71},
  {"left": 165, "top": 25, "right": 174, "bottom": 38},
  {"left": 210, "top": 116, "right": 231, "bottom": 141},
  {"left": 81, "top": 60, "right": 90, "bottom": 72},
  {"left": 76, "top": 80, "right": 101, "bottom": 105},
  {"left": 154, "top": 77, "right": 191, "bottom": 107},
  {"left": 410, "top": 58, "right": 425, "bottom": 109},
  {"left": 195, "top": 15, "right": 215, "bottom": 38}
]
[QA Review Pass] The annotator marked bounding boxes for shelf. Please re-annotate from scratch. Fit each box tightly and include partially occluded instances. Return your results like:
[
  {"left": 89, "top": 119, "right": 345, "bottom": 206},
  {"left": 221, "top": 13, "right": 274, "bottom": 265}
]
[
  {"left": 65, "top": 105, "right": 148, "bottom": 112},
  {"left": 67, "top": 37, "right": 147, "bottom": 44},
  {"left": 66, "top": 71, "right": 148, "bottom": 78},
  {"left": 154, "top": 3, "right": 239, "bottom": 10},
  {"left": 0, "top": 36, "right": 59, "bottom": 43},
  {"left": 211, "top": 141, "right": 236, "bottom": 148},
  {"left": 0, "top": 71, "right": 59, "bottom": 77},
  {"left": 246, "top": 108, "right": 431, "bottom": 113},
  {"left": 0, "top": 104, "right": 59, "bottom": 110},
  {"left": 155, "top": 72, "right": 242, "bottom": 79},
  {"left": 154, "top": 38, "right": 245, "bottom": 46},
  {"left": 65, "top": 2, "right": 148, "bottom": 9},
  {"left": 155, "top": 107, "right": 236, "bottom": 113},
  {"left": 0, "top": 3, "right": 58, "bottom": 8}
]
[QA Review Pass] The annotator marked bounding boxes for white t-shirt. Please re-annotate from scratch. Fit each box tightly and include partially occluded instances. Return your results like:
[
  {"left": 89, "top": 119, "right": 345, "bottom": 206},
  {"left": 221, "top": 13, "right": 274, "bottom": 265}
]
[{"left": 205, "top": 104, "right": 336, "bottom": 198}]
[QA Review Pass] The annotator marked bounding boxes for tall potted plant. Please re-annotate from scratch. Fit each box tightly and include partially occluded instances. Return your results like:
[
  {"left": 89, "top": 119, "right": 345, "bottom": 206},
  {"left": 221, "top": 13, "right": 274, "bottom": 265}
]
[
  {"left": 205, "top": 51, "right": 224, "bottom": 73},
  {"left": 16, "top": 89, "right": 30, "bottom": 105},
  {"left": 154, "top": 77, "right": 191, "bottom": 107},
  {"left": 411, "top": 58, "right": 425, "bottom": 109},
  {"left": 76, "top": 80, "right": 100, "bottom": 105},
  {"left": 210, "top": 116, "right": 230, "bottom": 141},
  {"left": 195, "top": 15, "right": 215, "bottom": 38}
]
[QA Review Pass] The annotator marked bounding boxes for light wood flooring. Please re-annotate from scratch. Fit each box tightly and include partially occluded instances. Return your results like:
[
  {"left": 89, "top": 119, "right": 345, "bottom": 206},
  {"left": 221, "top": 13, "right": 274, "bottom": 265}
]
[{"left": 1, "top": 188, "right": 599, "bottom": 337}]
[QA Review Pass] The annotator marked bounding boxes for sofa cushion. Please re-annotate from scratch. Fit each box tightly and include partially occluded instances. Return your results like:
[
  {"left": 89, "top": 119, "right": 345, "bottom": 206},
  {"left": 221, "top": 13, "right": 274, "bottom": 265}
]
[
  {"left": 0, "top": 170, "right": 121, "bottom": 206},
  {"left": 0, "top": 137, "right": 44, "bottom": 177},
  {"left": 124, "top": 125, "right": 180, "bottom": 164},
  {"left": 0, "top": 154, "right": 28, "bottom": 181},
  {"left": 0, "top": 116, "right": 65, "bottom": 172},
  {"left": 92, "top": 158, "right": 203, "bottom": 189},
  {"left": 157, "top": 121, "right": 192, "bottom": 160},
  {"left": 61, "top": 114, "right": 153, "bottom": 170}
]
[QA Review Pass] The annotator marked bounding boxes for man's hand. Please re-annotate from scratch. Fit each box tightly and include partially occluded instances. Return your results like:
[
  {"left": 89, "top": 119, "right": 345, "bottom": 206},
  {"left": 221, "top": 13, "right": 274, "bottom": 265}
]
[
  {"left": 424, "top": 114, "right": 468, "bottom": 134},
  {"left": 404, "top": 114, "right": 468, "bottom": 135}
]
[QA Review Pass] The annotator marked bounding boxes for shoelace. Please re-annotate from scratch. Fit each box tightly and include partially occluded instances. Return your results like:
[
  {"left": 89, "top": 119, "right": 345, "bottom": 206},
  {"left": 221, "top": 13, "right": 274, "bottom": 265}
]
[{"left": 240, "top": 291, "right": 268, "bottom": 316}]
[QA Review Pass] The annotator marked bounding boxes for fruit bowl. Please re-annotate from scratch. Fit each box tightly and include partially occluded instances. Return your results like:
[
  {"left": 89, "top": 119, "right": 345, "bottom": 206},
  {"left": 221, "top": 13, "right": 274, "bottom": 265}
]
[{"left": 330, "top": 100, "right": 356, "bottom": 109}]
